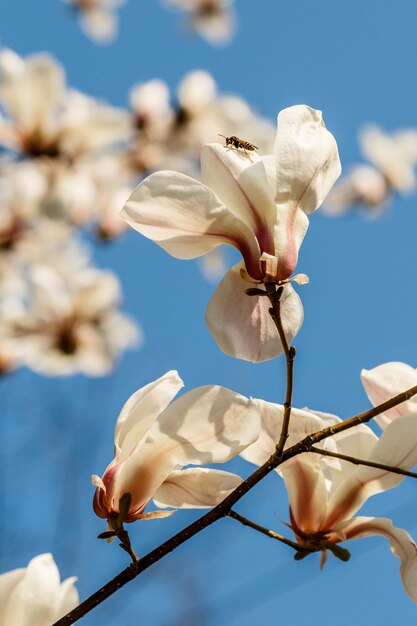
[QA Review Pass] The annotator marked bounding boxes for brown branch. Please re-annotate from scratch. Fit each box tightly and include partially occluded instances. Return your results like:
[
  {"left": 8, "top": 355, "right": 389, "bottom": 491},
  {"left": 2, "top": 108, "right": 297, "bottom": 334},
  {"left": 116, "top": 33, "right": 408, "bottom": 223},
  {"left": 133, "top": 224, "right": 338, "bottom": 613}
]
[
  {"left": 309, "top": 446, "right": 417, "bottom": 479},
  {"left": 52, "top": 382, "right": 417, "bottom": 623},
  {"left": 227, "top": 509, "right": 313, "bottom": 554},
  {"left": 287, "top": 384, "right": 417, "bottom": 454},
  {"left": 265, "top": 283, "right": 296, "bottom": 458}
]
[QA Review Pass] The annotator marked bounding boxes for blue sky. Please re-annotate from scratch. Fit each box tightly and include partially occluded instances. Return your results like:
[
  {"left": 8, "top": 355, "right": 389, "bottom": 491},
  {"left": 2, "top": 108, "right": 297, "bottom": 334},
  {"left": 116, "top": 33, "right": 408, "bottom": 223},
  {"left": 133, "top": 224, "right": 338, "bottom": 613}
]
[{"left": 2, "top": 1, "right": 417, "bottom": 624}]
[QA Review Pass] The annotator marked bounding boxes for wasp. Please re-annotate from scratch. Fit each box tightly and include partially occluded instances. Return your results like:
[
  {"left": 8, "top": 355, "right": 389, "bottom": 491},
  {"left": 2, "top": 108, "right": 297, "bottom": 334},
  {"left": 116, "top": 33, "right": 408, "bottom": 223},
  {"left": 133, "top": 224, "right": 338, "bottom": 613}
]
[{"left": 218, "top": 134, "right": 258, "bottom": 161}]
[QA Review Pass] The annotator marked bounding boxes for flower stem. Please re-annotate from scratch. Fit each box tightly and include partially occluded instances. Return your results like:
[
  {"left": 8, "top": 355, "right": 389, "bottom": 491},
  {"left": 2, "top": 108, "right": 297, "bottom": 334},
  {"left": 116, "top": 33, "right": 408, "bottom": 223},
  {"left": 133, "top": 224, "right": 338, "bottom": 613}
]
[
  {"left": 227, "top": 509, "right": 314, "bottom": 554},
  {"left": 265, "top": 283, "right": 296, "bottom": 458}
]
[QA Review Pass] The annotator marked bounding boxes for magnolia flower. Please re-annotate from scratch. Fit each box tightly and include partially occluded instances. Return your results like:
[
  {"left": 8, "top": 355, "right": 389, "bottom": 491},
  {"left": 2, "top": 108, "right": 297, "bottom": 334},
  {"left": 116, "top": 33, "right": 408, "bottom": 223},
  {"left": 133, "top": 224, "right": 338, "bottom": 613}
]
[
  {"left": 0, "top": 553, "right": 78, "bottom": 625},
  {"left": 93, "top": 370, "right": 260, "bottom": 523},
  {"left": 7, "top": 260, "right": 140, "bottom": 376},
  {"left": 65, "top": 0, "right": 126, "bottom": 43},
  {"left": 163, "top": 0, "right": 236, "bottom": 45},
  {"left": 122, "top": 105, "right": 341, "bottom": 361},
  {"left": 362, "top": 361, "right": 417, "bottom": 428},
  {"left": 241, "top": 401, "right": 417, "bottom": 603},
  {"left": 325, "top": 126, "right": 417, "bottom": 216}
]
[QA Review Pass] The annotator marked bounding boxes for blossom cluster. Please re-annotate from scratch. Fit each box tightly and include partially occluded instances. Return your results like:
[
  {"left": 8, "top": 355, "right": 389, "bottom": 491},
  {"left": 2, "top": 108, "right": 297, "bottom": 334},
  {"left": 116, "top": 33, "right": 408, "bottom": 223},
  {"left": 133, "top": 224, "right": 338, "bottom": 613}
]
[
  {"left": 0, "top": 48, "right": 272, "bottom": 375},
  {"left": 324, "top": 125, "right": 417, "bottom": 216},
  {"left": 64, "top": 0, "right": 236, "bottom": 46}
]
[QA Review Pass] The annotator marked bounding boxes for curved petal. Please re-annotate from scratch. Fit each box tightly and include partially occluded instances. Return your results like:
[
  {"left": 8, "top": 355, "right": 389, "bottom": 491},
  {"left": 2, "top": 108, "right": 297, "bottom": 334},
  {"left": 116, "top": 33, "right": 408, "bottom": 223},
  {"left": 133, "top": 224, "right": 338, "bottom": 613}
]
[
  {"left": 342, "top": 516, "right": 417, "bottom": 604},
  {"left": 274, "top": 105, "right": 342, "bottom": 216},
  {"left": 120, "top": 171, "right": 261, "bottom": 273},
  {"left": 271, "top": 203, "right": 310, "bottom": 280},
  {"left": 327, "top": 415, "right": 417, "bottom": 525},
  {"left": 3, "top": 553, "right": 60, "bottom": 626},
  {"left": 241, "top": 401, "right": 327, "bottom": 467},
  {"left": 54, "top": 576, "right": 79, "bottom": 621},
  {"left": 281, "top": 455, "right": 328, "bottom": 533},
  {"left": 361, "top": 362, "right": 417, "bottom": 428},
  {"left": 153, "top": 467, "right": 242, "bottom": 509},
  {"left": 114, "top": 370, "right": 184, "bottom": 460},
  {"left": 205, "top": 262, "right": 303, "bottom": 362},
  {"left": 113, "top": 384, "right": 260, "bottom": 517},
  {"left": 0, "top": 568, "right": 25, "bottom": 622},
  {"left": 201, "top": 144, "right": 276, "bottom": 255}
]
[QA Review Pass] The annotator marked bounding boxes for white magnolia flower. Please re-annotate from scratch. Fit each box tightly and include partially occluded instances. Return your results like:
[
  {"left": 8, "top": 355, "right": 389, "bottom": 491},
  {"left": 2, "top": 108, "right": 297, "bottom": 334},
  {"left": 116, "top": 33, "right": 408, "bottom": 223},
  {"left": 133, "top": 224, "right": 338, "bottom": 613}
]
[
  {"left": 325, "top": 125, "right": 417, "bottom": 215},
  {"left": 7, "top": 260, "right": 140, "bottom": 376},
  {"left": 242, "top": 401, "right": 417, "bottom": 603},
  {"left": 65, "top": 0, "right": 126, "bottom": 44},
  {"left": 0, "top": 553, "right": 78, "bottom": 626},
  {"left": 0, "top": 50, "right": 131, "bottom": 224},
  {"left": 163, "top": 0, "right": 236, "bottom": 45},
  {"left": 361, "top": 361, "right": 417, "bottom": 429},
  {"left": 122, "top": 105, "right": 341, "bottom": 362},
  {"left": 93, "top": 370, "right": 261, "bottom": 522}
]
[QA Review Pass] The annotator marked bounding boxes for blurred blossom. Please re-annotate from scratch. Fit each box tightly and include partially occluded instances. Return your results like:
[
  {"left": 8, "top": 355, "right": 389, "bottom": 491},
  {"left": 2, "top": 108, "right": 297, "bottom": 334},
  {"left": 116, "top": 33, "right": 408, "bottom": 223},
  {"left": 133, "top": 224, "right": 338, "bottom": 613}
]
[
  {"left": 93, "top": 370, "right": 260, "bottom": 523},
  {"left": 162, "top": 0, "right": 236, "bottom": 45},
  {"left": 122, "top": 105, "right": 341, "bottom": 361},
  {"left": 324, "top": 126, "right": 417, "bottom": 216},
  {"left": 0, "top": 49, "right": 132, "bottom": 225},
  {"left": 0, "top": 553, "right": 78, "bottom": 625},
  {"left": 241, "top": 401, "right": 417, "bottom": 602},
  {"left": 1, "top": 256, "right": 141, "bottom": 376},
  {"left": 127, "top": 70, "right": 275, "bottom": 178},
  {"left": 64, "top": 0, "right": 126, "bottom": 43}
]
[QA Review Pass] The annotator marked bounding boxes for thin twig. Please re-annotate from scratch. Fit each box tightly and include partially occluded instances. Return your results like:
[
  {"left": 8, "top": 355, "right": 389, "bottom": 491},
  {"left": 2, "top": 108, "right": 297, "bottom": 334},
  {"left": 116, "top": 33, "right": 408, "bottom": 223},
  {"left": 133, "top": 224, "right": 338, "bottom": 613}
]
[
  {"left": 227, "top": 509, "right": 314, "bottom": 554},
  {"left": 265, "top": 283, "right": 296, "bottom": 458},
  {"left": 52, "top": 383, "right": 417, "bottom": 623},
  {"left": 309, "top": 446, "right": 417, "bottom": 479}
]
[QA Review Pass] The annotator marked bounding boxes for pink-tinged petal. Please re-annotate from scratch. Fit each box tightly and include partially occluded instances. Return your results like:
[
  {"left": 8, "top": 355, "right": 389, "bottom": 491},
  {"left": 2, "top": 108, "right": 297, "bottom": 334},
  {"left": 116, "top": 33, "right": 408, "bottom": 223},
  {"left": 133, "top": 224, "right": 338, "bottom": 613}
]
[
  {"left": 120, "top": 171, "right": 261, "bottom": 275},
  {"left": 201, "top": 144, "right": 276, "bottom": 259},
  {"left": 327, "top": 415, "right": 417, "bottom": 526},
  {"left": 111, "top": 384, "right": 260, "bottom": 518},
  {"left": 342, "top": 516, "right": 417, "bottom": 604},
  {"left": 361, "top": 362, "right": 417, "bottom": 428},
  {"left": 271, "top": 203, "right": 309, "bottom": 280},
  {"left": 205, "top": 262, "right": 303, "bottom": 362},
  {"left": 114, "top": 371, "right": 184, "bottom": 459},
  {"left": 153, "top": 468, "right": 242, "bottom": 509},
  {"left": 241, "top": 401, "right": 327, "bottom": 467},
  {"left": 281, "top": 455, "right": 328, "bottom": 533},
  {"left": 275, "top": 105, "right": 341, "bottom": 216}
]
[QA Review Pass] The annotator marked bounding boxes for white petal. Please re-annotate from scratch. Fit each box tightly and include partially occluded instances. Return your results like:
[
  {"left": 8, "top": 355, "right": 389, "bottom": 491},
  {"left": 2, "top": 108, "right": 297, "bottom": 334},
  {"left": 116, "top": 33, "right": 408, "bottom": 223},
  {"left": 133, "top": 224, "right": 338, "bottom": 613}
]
[
  {"left": 153, "top": 467, "right": 242, "bottom": 508},
  {"left": 0, "top": 50, "right": 64, "bottom": 134},
  {"left": 81, "top": 9, "right": 118, "bottom": 43},
  {"left": 3, "top": 554, "right": 60, "bottom": 626},
  {"left": 361, "top": 362, "right": 417, "bottom": 428},
  {"left": 275, "top": 105, "right": 341, "bottom": 215},
  {"left": 205, "top": 262, "right": 303, "bottom": 362},
  {"left": 241, "top": 401, "right": 327, "bottom": 467},
  {"left": 114, "top": 371, "right": 184, "bottom": 459},
  {"left": 0, "top": 568, "right": 25, "bottom": 622},
  {"left": 54, "top": 576, "right": 79, "bottom": 621},
  {"left": 343, "top": 516, "right": 417, "bottom": 604},
  {"left": 113, "top": 384, "right": 260, "bottom": 515},
  {"left": 120, "top": 171, "right": 261, "bottom": 270}
]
